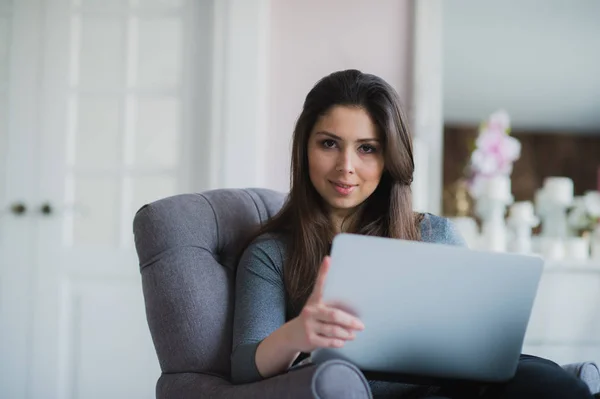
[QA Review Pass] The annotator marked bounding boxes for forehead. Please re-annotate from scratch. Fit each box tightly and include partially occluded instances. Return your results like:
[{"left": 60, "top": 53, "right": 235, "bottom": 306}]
[{"left": 312, "top": 106, "right": 379, "bottom": 140}]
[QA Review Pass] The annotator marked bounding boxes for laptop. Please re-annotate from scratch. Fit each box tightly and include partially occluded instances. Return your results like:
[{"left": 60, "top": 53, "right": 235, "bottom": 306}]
[{"left": 311, "top": 233, "right": 544, "bottom": 384}]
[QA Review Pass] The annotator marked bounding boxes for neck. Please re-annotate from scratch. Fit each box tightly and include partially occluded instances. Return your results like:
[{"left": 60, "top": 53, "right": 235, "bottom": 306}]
[
  {"left": 329, "top": 207, "right": 362, "bottom": 234},
  {"left": 330, "top": 214, "right": 345, "bottom": 234}
]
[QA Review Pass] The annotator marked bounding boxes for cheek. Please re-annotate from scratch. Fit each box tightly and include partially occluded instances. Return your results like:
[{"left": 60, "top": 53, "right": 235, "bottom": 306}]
[
  {"left": 360, "top": 158, "right": 385, "bottom": 184},
  {"left": 307, "top": 148, "right": 325, "bottom": 184},
  {"left": 308, "top": 149, "right": 332, "bottom": 178}
]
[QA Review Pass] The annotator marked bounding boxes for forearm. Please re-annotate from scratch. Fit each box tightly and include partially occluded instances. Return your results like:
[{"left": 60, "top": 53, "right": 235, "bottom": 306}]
[{"left": 255, "top": 319, "right": 302, "bottom": 379}]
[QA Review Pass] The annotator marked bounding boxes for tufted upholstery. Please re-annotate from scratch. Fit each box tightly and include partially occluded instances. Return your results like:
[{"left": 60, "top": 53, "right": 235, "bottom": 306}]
[{"left": 133, "top": 188, "right": 372, "bottom": 398}]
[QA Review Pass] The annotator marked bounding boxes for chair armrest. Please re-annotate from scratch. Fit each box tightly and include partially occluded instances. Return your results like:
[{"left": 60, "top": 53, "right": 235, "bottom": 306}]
[
  {"left": 156, "top": 360, "right": 371, "bottom": 399},
  {"left": 562, "top": 362, "right": 600, "bottom": 395}
]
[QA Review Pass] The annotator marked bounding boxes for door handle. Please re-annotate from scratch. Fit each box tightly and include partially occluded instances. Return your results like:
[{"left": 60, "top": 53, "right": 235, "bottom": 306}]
[
  {"left": 10, "top": 202, "right": 27, "bottom": 216},
  {"left": 37, "top": 202, "right": 89, "bottom": 217},
  {"left": 40, "top": 202, "right": 52, "bottom": 215}
]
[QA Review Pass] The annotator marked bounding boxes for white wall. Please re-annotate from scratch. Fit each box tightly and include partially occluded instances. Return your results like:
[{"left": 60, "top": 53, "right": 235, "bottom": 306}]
[
  {"left": 266, "top": 0, "right": 414, "bottom": 192},
  {"left": 443, "top": 0, "right": 600, "bottom": 133},
  {"left": 208, "top": 0, "right": 271, "bottom": 190}
]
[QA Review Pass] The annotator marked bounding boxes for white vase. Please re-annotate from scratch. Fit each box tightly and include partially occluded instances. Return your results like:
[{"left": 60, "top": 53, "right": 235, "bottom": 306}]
[
  {"left": 592, "top": 225, "right": 600, "bottom": 261},
  {"left": 566, "top": 237, "right": 590, "bottom": 261},
  {"left": 536, "top": 177, "right": 574, "bottom": 239},
  {"left": 475, "top": 175, "right": 513, "bottom": 252},
  {"left": 507, "top": 201, "right": 539, "bottom": 254}
]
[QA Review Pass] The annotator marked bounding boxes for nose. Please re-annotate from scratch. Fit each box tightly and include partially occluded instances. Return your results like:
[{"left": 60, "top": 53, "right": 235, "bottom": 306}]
[{"left": 336, "top": 149, "right": 355, "bottom": 174}]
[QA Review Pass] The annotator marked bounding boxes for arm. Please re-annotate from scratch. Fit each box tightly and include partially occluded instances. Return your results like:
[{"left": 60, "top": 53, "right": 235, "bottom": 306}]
[
  {"left": 254, "top": 258, "right": 364, "bottom": 380},
  {"left": 420, "top": 214, "right": 467, "bottom": 247},
  {"left": 231, "top": 238, "right": 363, "bottom": 384},
  {"left": 231, "top": 237, "right": 301, "bottom": 384},
  {"left": 443, "top": 218, "right": 468, "bottom": 247},
  {"left": 254, "top": 319, "right": 302, "bottom": 379}
]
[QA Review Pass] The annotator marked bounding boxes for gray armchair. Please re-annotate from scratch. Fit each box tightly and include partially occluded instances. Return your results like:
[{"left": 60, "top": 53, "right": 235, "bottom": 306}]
[{"left": 133, "top": 188, "right": 600, "bottom": 399}]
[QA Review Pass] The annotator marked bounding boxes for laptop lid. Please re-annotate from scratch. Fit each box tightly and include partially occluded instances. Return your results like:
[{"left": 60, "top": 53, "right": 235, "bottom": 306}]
[{"left": 311, "top": 233, "right": 544, "bottom": 383}]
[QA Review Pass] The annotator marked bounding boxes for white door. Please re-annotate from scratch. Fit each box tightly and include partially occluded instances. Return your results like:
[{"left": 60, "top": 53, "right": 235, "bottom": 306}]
[
  {"left": 0, "top": 0, "right": 48, "bottom": 398},
  {"left": 0, "top": 1, "right": 42, "bottom": 397},
  {"left": 0, "top": 0, "right": 212, "bottom": 398}
]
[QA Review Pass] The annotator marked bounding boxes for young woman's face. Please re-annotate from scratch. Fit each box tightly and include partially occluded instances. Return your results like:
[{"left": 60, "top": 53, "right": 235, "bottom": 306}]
[{"left": 308, "top": 106, "right": 384, "bottom": 220}]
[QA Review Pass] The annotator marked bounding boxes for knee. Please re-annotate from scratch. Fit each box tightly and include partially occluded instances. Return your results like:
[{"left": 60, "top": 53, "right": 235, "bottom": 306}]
[
  {"left": 311, "top": 359, "right": 372, "bottom": 399},
  {"left": 507, "top": 357, "right": 594, "bottom": 399},
  {"left": 523, "top": 372, "right": 592, "bottom": 399}
]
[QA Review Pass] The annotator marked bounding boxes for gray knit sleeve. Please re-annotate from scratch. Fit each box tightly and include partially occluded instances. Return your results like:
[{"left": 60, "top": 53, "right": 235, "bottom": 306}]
[
  {"left": 231, "top": 235, "right": 287, "bottom": 384},
  {"left": 442, "top": 218, "right": 468, "bottom": 247},
  {"left": 420, "top": 213, "right": 467, "bottom": 247}
]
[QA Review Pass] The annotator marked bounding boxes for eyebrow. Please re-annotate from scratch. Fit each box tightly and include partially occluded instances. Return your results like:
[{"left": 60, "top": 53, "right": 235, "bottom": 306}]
[{"left": 315, "top": 131, "right": 380, "bottom": 143}]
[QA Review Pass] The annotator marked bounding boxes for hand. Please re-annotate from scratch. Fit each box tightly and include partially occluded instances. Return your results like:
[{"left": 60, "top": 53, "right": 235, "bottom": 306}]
[{"left": 286, "top": 256, "right": 365, "bottom": 353}]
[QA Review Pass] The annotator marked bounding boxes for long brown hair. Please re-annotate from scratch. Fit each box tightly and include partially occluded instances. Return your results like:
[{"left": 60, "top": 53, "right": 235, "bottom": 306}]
[{"left": 246, "top": 69, "right": 422, "bottom": 310}]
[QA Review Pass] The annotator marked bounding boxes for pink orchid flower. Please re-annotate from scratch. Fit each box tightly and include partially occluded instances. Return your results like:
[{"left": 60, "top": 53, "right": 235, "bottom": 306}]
[
  {"left": 472, "top": 130, "right": 521, "bottom": 176},
  {"left": 467, "top": 110, "right": 521, "bottom": 198},
  {"left": 486, "top": 110, "right": 511, "bottom": 133}
]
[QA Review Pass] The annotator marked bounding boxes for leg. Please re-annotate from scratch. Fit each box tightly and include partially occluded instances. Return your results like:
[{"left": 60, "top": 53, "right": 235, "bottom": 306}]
[
  {"left": 483, "top": 355, "right": 594, "bottom": 399},
  {"left": 368, "top": 380, "right": 442, "bottom": 399}
]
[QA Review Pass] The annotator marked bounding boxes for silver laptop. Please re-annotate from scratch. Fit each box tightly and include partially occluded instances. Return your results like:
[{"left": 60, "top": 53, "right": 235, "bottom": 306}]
[{"left": 311, "top": 233, "right": 544, "bottom": 383}]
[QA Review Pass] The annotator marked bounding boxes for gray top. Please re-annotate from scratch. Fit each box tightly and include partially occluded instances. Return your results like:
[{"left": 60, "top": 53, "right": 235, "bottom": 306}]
[{"left": 231, "top": 213, "right": 466, "bottom": 384}]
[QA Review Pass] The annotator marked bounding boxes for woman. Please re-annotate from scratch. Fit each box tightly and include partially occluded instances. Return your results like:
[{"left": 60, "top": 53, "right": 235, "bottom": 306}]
[{"left": 231, "top": 69, "right": 593, "bottom": 398}]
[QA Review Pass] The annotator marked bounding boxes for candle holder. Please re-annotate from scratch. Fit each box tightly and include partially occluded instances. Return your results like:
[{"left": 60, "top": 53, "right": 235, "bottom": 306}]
[
  {"left": 475, "top": 175, "right": 513, "bottom": 252},
  {"left": 536, "top": 177, "right": 574, "bottom": 239},
  {"left": 507, "top": 201, "right": 539, "bottom": 254}
]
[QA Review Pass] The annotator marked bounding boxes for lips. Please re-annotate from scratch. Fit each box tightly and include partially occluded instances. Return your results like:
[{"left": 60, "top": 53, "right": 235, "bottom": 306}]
[
  {"left": 330, "top": 180, "right": 357, "bottom": 195},
  {"left": 333, "top": 182, "right": 353, "bottom": 189}
]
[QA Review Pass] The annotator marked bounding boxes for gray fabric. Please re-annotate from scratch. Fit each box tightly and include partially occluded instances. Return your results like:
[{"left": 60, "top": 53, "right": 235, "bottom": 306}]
[
  {"left": 132, "top": 187, "right": 600, "bottom": 398},
  {"left": 231, "top": 233, "right": 288, "bottom": 384},
  {"left": 155, "top": 359, "right": 371, "bottom": 399},
  {"left": 231, "top": 213, "right": 463, "bottom": 384},
  {"left": 133, "top": 189, "right": 285, "bottom": 378},
  {"left": 312, "top": 360, "right": 372, "bottom": 399}
]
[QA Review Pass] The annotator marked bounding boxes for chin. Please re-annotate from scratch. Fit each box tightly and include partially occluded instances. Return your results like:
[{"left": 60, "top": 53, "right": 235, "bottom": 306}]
[{"left": 326, "top": 197, "right": 361, "bottom": 210}]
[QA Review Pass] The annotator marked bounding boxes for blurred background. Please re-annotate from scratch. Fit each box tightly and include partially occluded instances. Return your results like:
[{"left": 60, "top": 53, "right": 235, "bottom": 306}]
[{"left": 0, "top": 0, "right": 598, "bottom": 398}]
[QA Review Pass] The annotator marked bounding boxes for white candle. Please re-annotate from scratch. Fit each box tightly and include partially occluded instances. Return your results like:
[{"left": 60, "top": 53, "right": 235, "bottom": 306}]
[
  {"left": 543, "top": 177, "right": 574, "bottom": 206},
  {"left": 508, "top": 201, "right": 538, "bottom": 224},
  {"left": 507, "top": 201, "right": 538, "bottom": 254}
]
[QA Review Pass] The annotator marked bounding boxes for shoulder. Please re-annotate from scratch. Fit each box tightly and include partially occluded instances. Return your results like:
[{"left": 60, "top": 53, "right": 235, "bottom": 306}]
[
  {"left": 239, "top": 232, "right": 288, "bottom": 276},
  {"left": 247, "top": 232, "right": 288, "bottom": 257},
  {"left": 419, "top": 213, "right": 466, "bottom": 247}
]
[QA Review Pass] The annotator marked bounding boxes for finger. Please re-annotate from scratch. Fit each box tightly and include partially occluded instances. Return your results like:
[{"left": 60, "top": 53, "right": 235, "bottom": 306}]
[
  {"left": 309, "top": 256, "right": 330, "bottom": 302},
  {"left": 315, "top": 322, "right": 356, "bottom": 340},
  {"left": 309, "top": 334, "right": 345, "bottom": 349},
  {"left": 315, "top": 305, "right": 365, "bottom": 330}
]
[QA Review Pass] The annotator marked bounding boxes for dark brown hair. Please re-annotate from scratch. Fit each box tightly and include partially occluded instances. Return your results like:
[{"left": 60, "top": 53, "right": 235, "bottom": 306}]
[{"left": 246, "top": 69, "right": 421, "bottom": 310}]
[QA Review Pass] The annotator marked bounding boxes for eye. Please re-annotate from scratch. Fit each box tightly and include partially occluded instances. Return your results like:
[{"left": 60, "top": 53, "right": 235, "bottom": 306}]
[
  {"left": 321, "top": 139, "right": 337, "bottom": 149},
  {"left": 358, "top": 144, "right": 377, "bottom": 154}
]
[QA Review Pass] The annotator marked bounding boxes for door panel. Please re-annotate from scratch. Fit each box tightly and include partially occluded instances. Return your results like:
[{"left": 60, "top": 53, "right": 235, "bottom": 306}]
[
  {"left": 0, "top": 1, "right": 41, "bottom": 398},
  {"left": 60, "top": 279, "right": 157, "bottom": 399},
  {"left": 27, "top": 1, "right": 202, "bottom": 397},
  {"left": 1, "top": 0, "right": 212, "bottom": 397}
]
